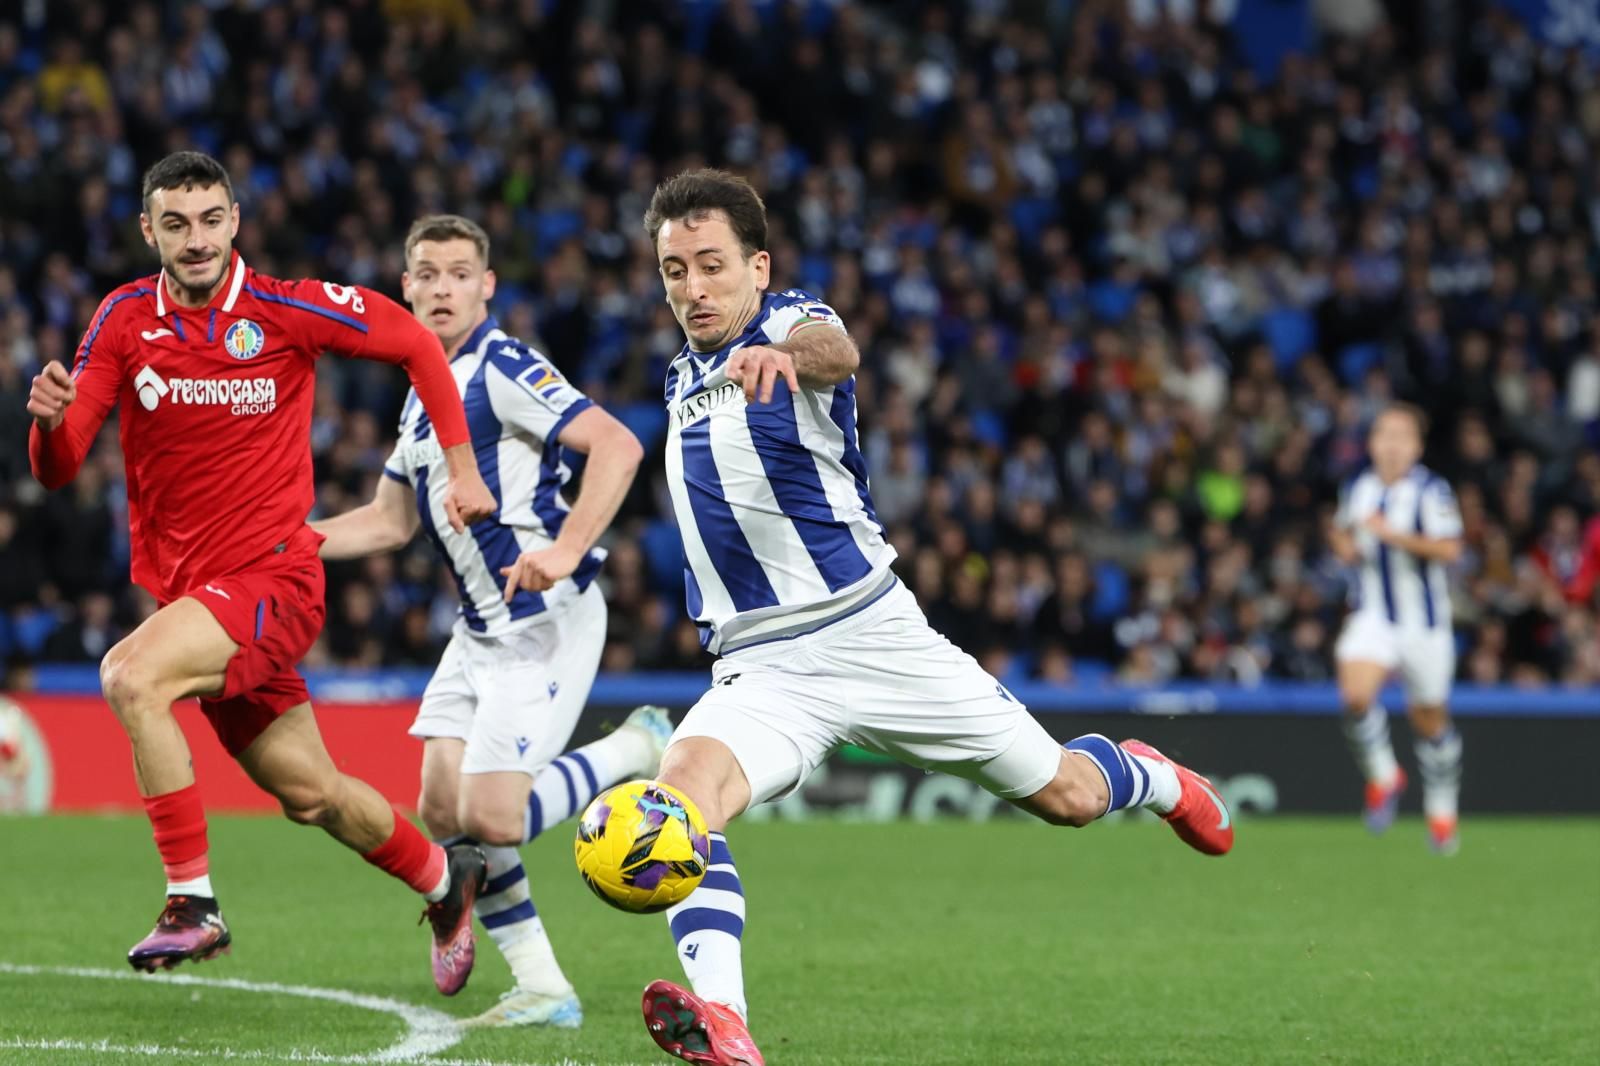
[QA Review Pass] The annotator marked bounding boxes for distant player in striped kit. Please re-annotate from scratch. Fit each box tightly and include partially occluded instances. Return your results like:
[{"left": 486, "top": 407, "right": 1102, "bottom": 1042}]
[
  {"left": 314, "top": 215, "right": 673, "bottom": 1025},
  {"left": 517, "top": 170, "right": 1233, "bottom": 1066},
  {"left": 1330, "top": 404, "right": 1465, "bottom": 854}
]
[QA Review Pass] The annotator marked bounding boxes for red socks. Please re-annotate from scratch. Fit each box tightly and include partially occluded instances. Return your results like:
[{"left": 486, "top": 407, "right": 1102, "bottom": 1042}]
[
  {"left": 143, "top": 783, "right": 209, "bottom": 884},
  {"left": 362, "top": 808, "right": 446, "bottom": 896}
]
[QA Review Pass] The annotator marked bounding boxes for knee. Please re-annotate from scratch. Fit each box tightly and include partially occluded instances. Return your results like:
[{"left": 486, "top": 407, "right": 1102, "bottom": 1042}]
[
  {"left": 658, "top": 752, "right": 731, "bottom": 830},
  {"left": 417, "top": 789, "right": 459, "bottom": 841},
  {"left": 276, "top": 778, "right": 339, "bottom": 828},
  {"left": 458, "top": 802, "right": 523, "bottom": 847},
  {"left": 100, "top": 645, "right": 165, "bottom": 721}
]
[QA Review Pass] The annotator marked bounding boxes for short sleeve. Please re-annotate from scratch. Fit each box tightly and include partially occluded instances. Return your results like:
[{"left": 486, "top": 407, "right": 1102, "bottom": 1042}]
[
  {"left": 1420, "top": 479, "right": 1462, "bottom": 539},
  {"left": 759, "top": 290, "right": 848, "bottom": 345},
  {"left": 484, "top": 344, "right": 593, "bottom": 445}
]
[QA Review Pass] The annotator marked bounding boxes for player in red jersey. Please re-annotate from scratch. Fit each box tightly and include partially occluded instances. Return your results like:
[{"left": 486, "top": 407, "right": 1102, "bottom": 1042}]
[{"left": 26, "top": 151, "right": 496, "bottom": 990}]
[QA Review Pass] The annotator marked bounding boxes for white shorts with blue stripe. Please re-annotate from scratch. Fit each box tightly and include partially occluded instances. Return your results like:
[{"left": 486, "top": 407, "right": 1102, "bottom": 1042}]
[
  {"left": 668, "top": 579, "right": 1062, "bottom": 808},
  {"left": 1335, "top": 611, "right": 1455, "bottom": 706},
  {"left": 410, "top": 582, "right": 607, "bottom": 775}
]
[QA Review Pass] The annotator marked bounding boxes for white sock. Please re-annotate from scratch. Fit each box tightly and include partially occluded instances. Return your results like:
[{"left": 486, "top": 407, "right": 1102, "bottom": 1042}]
[
  {"left": 666, "top": 832, "right": 747, "bottom": 1019},
  {"left": 474, "top": 845, "right": 571, "bottom": 995},
  {"left": 423, "top": 864, "right": 450, "bottom": 903},
  {"left": 1134, "top": 757, "right": 1182, "bottom": 815},
  {"left": 523, "top": 728, "right": 657, "bottom": 842},
  {"left": 167, "top": 875, "right": 214, "bottom": 898},
  {"left": 1343, "top": 705, "right": 1400, "bottom": 786}
]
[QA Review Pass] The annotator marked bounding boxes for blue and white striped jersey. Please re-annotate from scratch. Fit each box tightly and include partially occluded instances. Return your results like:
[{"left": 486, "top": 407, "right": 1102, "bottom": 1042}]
[
  {"left": 384, "top": 317, "right": 602, "bottom": 636},
  {"left": 663, "top": 289, "right": 895, "bottom": 654},
  {"left": 1336, "top": 464, "right": 1460, "bottom": 630}
]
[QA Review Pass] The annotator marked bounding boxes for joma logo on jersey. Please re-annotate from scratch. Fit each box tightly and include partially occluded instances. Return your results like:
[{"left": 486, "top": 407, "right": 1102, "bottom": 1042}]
[
  {"left": 671, "top": 381, "right": 743, "bottom": 429},
  {"left": 134, "top": 366, "right": 277, "bottom": 415}
]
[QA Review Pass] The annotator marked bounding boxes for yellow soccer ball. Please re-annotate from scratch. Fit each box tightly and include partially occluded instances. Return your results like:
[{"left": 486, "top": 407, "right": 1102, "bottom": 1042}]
[{"left": 574, "top": 779, "right": 710, "bottom": 914}]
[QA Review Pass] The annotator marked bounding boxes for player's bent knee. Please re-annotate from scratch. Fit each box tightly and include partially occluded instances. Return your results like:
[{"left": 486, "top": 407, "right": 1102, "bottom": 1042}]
[
  {"left": 100, "top": 646, "right": 170, "bottom": 721},
  {"left": 417, "top": 790, "right": 459, "bottom": 841}
]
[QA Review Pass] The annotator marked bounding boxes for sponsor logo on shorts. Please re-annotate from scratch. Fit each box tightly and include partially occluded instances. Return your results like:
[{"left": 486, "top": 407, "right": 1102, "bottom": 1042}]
[{"left": 515, "top": 737, "right": 530, "bottom": 757}]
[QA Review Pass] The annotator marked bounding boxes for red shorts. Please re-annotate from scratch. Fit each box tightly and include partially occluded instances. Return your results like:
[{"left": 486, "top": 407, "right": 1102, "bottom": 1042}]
[{"left": 181, "top": 526, "right": 327, "bottom": 756}]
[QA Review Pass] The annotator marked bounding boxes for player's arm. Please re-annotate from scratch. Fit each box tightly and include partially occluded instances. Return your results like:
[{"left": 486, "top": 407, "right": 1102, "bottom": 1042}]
[
  {"left": 298, "top": 281, "right": 494, "bottom": 531},
  {"left": 28, "top": 296, "right": 127, "bottom": 489},
  {"left": 1363, "top": 480, "right": 1464, "bottom": 564},
  {"left": 1327, "top": 524, "right": 1360, "bottom": 565},
  {"left": 726, "top": 297, "right": 859, "bottom": 403},
  {"left": 311, "top": 473, "right": 419, "bottom": 560},
  {"left": 500, "top": 408, "right": 644, "bottom": 600}
]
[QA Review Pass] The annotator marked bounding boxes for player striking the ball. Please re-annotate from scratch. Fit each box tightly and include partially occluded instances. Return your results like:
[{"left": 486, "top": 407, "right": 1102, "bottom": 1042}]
[
  {"left": 1330, "top": 404, "right": 1465, "bottom": 854},
  {"left": 314, "top": 214, "right": 673, "bottom": 1027},
  {"left": 504, "top": 169, "right": 1236, "bottom": 1065},
  {"left": 27, "top": 152, "right": 495, "bottom": 991}
]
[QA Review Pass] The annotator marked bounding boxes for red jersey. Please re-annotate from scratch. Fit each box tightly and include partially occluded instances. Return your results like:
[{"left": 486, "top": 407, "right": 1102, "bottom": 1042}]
[{"left": 30, "top": 253, "right": 469, "bottom": 602}]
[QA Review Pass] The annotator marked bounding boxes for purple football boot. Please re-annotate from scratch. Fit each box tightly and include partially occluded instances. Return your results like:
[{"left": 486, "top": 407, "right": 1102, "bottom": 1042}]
[{"left": 127, "top": 895, "right": 231, "bottom": 972}]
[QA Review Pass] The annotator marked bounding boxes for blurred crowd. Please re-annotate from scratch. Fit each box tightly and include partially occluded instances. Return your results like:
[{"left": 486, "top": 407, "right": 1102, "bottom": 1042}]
[{"left": 1, "top": 0, "right": 1598, "bottom": 689}]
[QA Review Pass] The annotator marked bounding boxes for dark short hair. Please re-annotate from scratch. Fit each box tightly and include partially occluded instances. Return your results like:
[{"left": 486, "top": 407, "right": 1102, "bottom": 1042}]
[
  {"left": 1377, "top": 401, "right": 1429, "bottom": 437},
  {"left": 141, "top": 151, "right": 234, "bottom": 213},
  {"left": 404, "top": 214, "right": 491, "bottom": 265},
  {"left": 643, "top": 168, "right": 767, "bottom": 257}
]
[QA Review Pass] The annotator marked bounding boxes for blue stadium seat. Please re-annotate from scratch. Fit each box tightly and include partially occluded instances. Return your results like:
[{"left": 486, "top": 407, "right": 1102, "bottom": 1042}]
[
  {"left": 615, "top": 402, "right": 669, "bottom": 451},
  {"left": 1260, "top": 307, "right": 1315, "bottom": 370},
  {"left": 1090, "top": 562, "right": 1130, "bottom": 622},
  {"left": 640, "top": 520, "right": 685, "bottom": 596},
  {"left": 1338, "top": 343, "right": 1384, "bottom": 386}
]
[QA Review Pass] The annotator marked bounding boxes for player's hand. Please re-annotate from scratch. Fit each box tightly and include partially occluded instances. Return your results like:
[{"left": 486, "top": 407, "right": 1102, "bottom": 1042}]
[
  {"left": 26, "top": 361, "right": 76, "bottom": 432},
  {"left": 442, "top": 470, "right": 496, "bottom": 533},
  {"left": 724, "top": 345, "right": 799, "bottom": 405},
  {"left": 1362, "top": 514, "right": 1399, "bottom": 545},
  {"left": 500, "top": 544, "right": 583, "bottom": 600}
]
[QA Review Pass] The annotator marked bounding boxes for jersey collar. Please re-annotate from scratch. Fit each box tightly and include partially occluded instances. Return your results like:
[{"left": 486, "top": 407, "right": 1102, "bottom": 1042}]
[
  {"left": 453, "top": 314, "right": 499, "bottom": 361},
  {"left": 155, "top": 251, "right": 249, "bottom": 317}
]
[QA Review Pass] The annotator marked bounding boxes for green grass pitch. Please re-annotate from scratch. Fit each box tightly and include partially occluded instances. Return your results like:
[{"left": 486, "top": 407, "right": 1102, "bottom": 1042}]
[{"left": 1, "top": 814, "right": 1596, "bottom": 1065}]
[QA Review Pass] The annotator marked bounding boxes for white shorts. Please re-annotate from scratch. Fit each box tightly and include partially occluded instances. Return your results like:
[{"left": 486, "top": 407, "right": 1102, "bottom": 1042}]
[
  {"left": 668, "top": 581, "right": 1062, "bottom": 808},
  {"left": 410, "top": 583, "right": 607, "bottom": 775},
  {"left": 1334, "top": 612, "right": 1455, "bottom": 706}
]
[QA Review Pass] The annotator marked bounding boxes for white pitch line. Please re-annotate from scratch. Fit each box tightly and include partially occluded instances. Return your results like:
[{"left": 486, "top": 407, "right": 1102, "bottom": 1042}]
[
  {"left": 0, "top": 962, "right": 660, "bottom": 1066},
  {"left": 0, "top": 961, "right": 485, "bottom": 1064},
  {"left": 0, "top": 1039, "right": 599, "bottom": 1066}
]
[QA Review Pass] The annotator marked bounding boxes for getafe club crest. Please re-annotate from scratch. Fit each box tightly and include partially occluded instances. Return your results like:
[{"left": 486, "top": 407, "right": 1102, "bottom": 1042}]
[{"left": 223, "top": 318, "right": 265, "bottom": 360}]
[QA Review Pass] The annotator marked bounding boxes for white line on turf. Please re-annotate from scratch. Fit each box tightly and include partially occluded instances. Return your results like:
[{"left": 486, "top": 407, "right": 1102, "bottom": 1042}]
[
  {"left": 0, "top": 1041, "right": 642, "bottom": 1066},
  {"left": 0, "top": 962, "right": 654, "bottom": 1065}
]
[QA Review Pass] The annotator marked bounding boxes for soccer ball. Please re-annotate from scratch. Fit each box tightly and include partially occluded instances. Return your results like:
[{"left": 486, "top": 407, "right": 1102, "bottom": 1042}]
[{"left": 574, "top": 779, "right": 710, "bottom": 914}]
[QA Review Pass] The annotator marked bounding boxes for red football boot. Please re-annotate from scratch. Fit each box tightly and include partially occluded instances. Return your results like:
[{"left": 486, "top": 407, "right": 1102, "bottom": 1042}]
[
  {"left": 1120, "top": 739, "right": 1234, "bottom": 856},
  {"left": 642, "top": 979, "right": 764, "bottom": 1066},
  {"left": 1363, "top": 767, "right": 1408, "bottom": 835}
]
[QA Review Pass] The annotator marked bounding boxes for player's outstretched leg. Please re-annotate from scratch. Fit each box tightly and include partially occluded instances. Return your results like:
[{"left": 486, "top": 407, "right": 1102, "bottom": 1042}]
[
  {"left": 1410, "top": 706, "right": 1462, "bottom": 855},
  {"left": 640, "top": 736, "right": 762, "bottom": 1066},
  {"left": 460, "top": 706, "right": 672, "bottom": 1026}
]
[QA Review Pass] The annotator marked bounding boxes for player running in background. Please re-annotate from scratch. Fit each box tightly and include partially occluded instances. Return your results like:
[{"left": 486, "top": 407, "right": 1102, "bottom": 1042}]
[
  {"left": 26, "top": 152, "right": 497, "bottom": 988},
  {"left": 517, "top": 169, "right": 1234, "bottom": 1066},
  {"left": 1330, "top": 404, "right": 1465, "bottom": 854},
  {"left": 314, "top": 214, "right": 672, "bottom": 1028}
]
